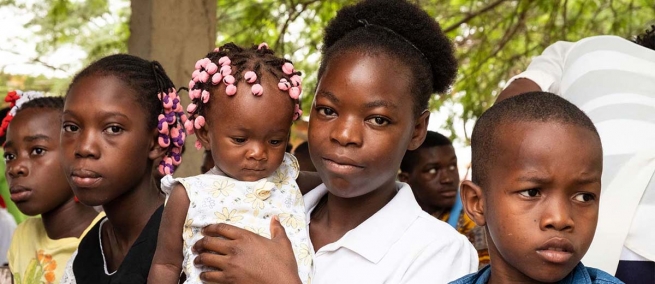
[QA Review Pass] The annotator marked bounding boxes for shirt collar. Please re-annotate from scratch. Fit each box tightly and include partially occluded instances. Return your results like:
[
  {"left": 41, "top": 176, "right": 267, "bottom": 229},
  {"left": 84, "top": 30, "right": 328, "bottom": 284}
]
[
  {"left": 304, "top": 182, "right": 423, "bottom": 263},
  {"left": 454, "top": 263, "right": 591, "bottom": 284}
]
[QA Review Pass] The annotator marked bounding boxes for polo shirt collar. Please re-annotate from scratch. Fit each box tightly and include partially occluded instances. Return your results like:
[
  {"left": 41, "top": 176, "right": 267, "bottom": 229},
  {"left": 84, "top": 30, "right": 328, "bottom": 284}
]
[{"left": 304, "top": 182, "right": 423, "bottom": 263}]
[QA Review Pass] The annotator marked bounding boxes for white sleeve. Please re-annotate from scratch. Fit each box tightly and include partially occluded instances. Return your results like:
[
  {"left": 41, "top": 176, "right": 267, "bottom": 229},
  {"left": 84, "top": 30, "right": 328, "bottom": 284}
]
[
  {"left": 400, "top": 234, "right": 478, "bottom": 283},
  {"left": 504, "top": 41, "right": 576, "bottom": 94},
  {"left": 59, "top": 250, "right": 78, "bottom": 284}
]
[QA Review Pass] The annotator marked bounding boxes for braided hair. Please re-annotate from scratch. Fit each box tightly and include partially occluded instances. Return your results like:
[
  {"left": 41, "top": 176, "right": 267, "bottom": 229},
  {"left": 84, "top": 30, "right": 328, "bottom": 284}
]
[
  {"left": 319, "top": 0, "right": 457, "bottom": 116},
  {"left": 185, "top": 42, "right": 303, "bottom": 149},
  {"left": 66, "top": 54, "right": 186, "bottom": 175},
  {"left": 0, "top": 91, "right": 63, "bottom": 139},
  {"left": 634, "top": 24, "right": 655, "bottom": 51}
]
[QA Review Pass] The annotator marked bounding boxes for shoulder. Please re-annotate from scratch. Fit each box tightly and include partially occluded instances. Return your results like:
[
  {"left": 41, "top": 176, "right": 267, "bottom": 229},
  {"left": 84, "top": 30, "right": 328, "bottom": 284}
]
[
  {"left": 13, "top": 217, "right": 43, "bottom": 235},
  {"left": 81, "top": 212, "right": 106, "bottom": 239},
  {"left": 586, "top": 266, "right": 625, "bottom": 284}
]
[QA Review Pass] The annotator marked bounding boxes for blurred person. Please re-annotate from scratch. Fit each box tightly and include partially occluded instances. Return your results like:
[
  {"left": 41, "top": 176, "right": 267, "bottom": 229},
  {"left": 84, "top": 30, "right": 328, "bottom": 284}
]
[
  {"left": 399, "top": 131, "right": 489, "bottom": 267},
  {"left": 293, "top": 141, "right": 316, "bottom": 172},
  {"left": 0, "top": 106, "right": 26, "bottom": 225},
  {"left": 498, "top": 26, "right": 655, "bottom": 282}
]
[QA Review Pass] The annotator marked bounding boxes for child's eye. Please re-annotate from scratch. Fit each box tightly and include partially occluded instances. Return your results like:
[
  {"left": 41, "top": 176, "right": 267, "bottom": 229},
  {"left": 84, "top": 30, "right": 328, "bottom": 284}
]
[
  {"left": 104, "top": 125, "right": 123, "bottom": 134},
  {"left": 448, "top": 165, "right": 457, "bottom": 171},
  {"left": 3, "top": 153, "right": 15, "bottom": 162},
  {"left": 519, "top": 188, "right": 541, "bottom": 198},
  {"left": 317, "top": 107, "right": 336, "bottom": 117},
  {"left": 270, "top": 140, "right": 283, "bottom": 145},
  {"left": 232, "top": 137, "right": 246, "bottom": 144},
  {"left": 30, "top": 148, "right": 46, "bottom": 156},
  {"left": 366, "top": 116, "right": 390, "bottom": 126},
  {"left": 63, "top": 124, "right": 79, "bottom": 132},
  {"left": 573, "top": 193, "right": 596, "bottom": 203},
  {"left": 428, "top": 168, "right": 437, "bottom": 175}
]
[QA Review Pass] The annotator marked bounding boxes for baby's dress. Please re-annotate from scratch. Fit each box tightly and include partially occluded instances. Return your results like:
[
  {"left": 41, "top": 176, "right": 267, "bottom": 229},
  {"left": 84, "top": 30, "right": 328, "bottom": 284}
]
[{"left": 161, "top": 153, "right": 312, "bottom": 284}]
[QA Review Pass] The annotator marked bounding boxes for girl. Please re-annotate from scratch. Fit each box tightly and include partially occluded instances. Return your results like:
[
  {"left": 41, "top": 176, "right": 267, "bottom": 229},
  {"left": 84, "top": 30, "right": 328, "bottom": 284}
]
[
  {"left": 192, "top": 0, "right": 478, "bottom": 283},
  {"left": 2, "top": 91, "right": 102, "bottom": 284},
  {"left": 59, "top": 54, "right": 186, "bottom": 283},
  {"left": 149, "top": 43, "right": 318, "bottom": 284}
]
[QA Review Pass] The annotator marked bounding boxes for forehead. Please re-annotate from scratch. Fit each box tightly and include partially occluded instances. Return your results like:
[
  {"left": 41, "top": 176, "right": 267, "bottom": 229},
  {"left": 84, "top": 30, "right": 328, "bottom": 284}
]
[
  {"left": 65, "top": 75, "right": 146, "bottom": 120},
  {"left": 317, "top": 50, "right": 414, "bottom": 111},
  {"left": 415, "top": 145, "right": 456, "bottom": 164},
  {"left": 7, "top": 108, "right": 61, "bottom": 141}
]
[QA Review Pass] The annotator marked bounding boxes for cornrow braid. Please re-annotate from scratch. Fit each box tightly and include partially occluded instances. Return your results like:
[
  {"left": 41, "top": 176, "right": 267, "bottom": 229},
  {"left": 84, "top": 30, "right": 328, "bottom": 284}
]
[
  {"left": 185, "top": 42, "right": 303, "bottom": 150},
  {"left": 66, "top": 54, "right": 186, "bottom": 175}
]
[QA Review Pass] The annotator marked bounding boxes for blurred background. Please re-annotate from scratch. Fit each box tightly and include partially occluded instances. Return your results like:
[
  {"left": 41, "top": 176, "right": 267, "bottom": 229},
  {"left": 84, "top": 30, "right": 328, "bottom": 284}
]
[{"left": 1, "top": 0, "right": 654, "bottom": 177}]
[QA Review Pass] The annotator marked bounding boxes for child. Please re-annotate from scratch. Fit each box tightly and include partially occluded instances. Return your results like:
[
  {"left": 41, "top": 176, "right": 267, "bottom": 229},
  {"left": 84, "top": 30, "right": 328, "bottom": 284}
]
[
  {"left": 452, "top": 92, "right": 623, "bottom": 283},
  {"left": 149, "top": 42, "right": 315, "bottom": 284},
  {"left": 1, "top": 91, "right": 102, "bottom": 284},
  {"left": 59, "top": 54, "right": 186, "bottom": 283},
  {"left": 190, "top": 1, "right": 478, "bottom": 283}
]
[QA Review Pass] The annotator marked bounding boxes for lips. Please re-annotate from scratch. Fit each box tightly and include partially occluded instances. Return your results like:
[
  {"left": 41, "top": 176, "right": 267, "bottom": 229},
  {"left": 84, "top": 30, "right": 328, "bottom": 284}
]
[
  {"left": 9, "top": 185, "right": 32, "bottom": 202},
  {"left": 322, "top": 155, "right": 364, "bottom": 175},
  {"left": 70, "top": 169, "right": 102, "bottom": 188},
  {"left": 536, "top": 237, "right": 575, "bottom": 264}
]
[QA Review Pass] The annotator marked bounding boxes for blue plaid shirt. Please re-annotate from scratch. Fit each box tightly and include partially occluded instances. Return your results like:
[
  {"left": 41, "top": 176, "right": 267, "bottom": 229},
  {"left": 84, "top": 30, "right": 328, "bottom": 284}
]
[{"left": 450, "top": 263, "right": 624, "bottom": 284}]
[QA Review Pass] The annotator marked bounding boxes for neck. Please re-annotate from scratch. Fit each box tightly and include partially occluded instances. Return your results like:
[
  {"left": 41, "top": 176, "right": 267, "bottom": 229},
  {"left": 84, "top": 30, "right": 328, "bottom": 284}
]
[
  {"left": 42, "top": 196, "right": 99, "bottom": 240},
  {"left": 102, "top": 175, "right": 164, "bottom": 247},
  {"left": 422, "top": 204, "right": 449, "bottom": 219}
]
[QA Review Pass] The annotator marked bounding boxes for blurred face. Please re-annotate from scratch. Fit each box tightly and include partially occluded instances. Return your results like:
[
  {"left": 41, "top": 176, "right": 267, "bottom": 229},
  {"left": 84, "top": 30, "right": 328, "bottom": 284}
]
[
  {"left": 61, "top": 74, "right": 157, "bottom": 206},
  {"left": 403, "top": 145, "right": 459, "bottom": 213},
  {"left": 309, "top": 50, "right": 427, "bottom": 198},
  {"left": 4, "top": 108, "right": 73, "bottom": 215},
  {"left": 197, "top": 74, "right": 294, "bottom": 181},
  {"left": 483, "top": 122, "right": 602, "bottom": 282}
]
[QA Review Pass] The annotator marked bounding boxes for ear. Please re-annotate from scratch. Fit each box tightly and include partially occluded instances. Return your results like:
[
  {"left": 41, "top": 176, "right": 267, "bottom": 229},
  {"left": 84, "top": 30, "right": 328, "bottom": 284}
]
[
  {"left": 398, "top": 171, "right": 409, "bottom": 183},
  {"left": 195, "top": 123, "right": 211, "bottom": 149},
  {"left": 407, "top": 110, "right": 430, "bottom": 151},
  {"left": 148, "top": 128, "right": 166, "bottom": 160},
  {"left": 460, "top": 180, "right": 486, "bottom": 226}
]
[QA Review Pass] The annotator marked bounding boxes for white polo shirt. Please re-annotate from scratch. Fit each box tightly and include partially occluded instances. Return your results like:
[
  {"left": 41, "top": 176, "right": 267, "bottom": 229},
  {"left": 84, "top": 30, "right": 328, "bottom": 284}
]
[
  {"left": 505, "top": 35, "right": 655, "bottom": 271},
  {"left": 304, "top": 182, "right": 478, "bottom": 283}
]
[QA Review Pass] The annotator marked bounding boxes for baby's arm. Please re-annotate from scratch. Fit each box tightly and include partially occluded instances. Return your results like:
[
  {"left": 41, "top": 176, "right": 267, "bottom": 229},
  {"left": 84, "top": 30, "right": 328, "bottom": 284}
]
[
  {"left": 148, "top": 184, "right": 189, "bottom": 284},
  {"left": 296, "top": 171, "right": 322, "bottom": 195}
]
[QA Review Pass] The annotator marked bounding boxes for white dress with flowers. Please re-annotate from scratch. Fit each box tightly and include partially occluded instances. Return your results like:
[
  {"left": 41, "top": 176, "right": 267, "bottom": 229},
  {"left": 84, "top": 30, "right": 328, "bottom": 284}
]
[{"left": 161, "top": 153, "right": 312, "bottom": 284}]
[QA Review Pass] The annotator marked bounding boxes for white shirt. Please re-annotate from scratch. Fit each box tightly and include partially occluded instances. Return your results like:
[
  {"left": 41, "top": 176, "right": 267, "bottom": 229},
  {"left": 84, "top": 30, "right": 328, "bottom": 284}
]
[
  {"left": 0, "top": 208, "right": 16, "bottom": 265},
  {"left": 506, "top": 35, "right": 655, "bottom": 268},
  {"left": 304, "top": 182, "right": 478, "bottom": 284}
]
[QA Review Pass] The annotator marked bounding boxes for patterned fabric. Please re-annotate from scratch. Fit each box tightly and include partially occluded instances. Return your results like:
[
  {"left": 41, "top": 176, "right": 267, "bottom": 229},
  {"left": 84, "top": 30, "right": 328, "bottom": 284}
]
[
  {"left": 438, "top": 210, "right": 490, "bottom": 267},
  {"left": 8, "top": 213, "right": 104, "bottom": 284},
  {"left": 163, "top": 153, "right": 312, "bottom": 284},
  {"left": 450, "top": 262, "right": 624, "bottom": 284}
]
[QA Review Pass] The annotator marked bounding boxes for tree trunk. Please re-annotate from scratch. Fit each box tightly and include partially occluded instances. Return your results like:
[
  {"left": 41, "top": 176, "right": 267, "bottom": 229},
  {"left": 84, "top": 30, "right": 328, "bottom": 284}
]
[{"left": 128, "top": 0, "right": 216, "bottom": 178}]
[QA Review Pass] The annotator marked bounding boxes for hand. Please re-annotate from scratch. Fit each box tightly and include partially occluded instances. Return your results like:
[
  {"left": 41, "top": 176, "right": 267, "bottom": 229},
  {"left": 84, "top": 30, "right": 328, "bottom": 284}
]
[{"left": 192, "top": 216, "right": 303, "bottom": 284}]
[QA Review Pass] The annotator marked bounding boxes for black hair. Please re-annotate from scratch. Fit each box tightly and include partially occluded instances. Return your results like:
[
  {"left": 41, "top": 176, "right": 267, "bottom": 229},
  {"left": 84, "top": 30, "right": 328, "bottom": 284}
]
[
  {"left": 0, "top": 96, "right": 65, "bottom": 143},
  {"left": 293, "top": 140, "right": 309, "bottom": 155},
  {"left": 188, "top": 43, "right": 301, "bottom": 121},
  {"left": 400, "top": 131, "right": 452, "bottom": 173},
  {"left": 319, "top": 0, "right": 457, "bottom": 116},
  {"left": 634, "top": 24, "right": 655, "bottom": 51},
  {"left": 471, "top": 92, "right": 600, "bottom": 187},
  {"left": 66, "top": 54, "right": 185, "bottom": 174}
]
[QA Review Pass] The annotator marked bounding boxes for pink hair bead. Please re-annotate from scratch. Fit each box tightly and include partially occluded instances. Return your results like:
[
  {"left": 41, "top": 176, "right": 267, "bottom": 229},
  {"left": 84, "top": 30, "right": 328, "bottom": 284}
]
[
  {"left": 187, "top": 103, "right": 198, "bottom": 113},
  {"left": 201, "top": 58, "right": 211, "bottom": 68},
  {"left": 194, "top": 115, "right": 206, "bottom": 129},
  {"left": 201, "top": 90, "right": 210, "bottom": 103},
  {"left": 244, "top": 71, "right": 257, "bottom": 83},
  {"left": 258, "top": 42, "right": 269, "bottom": 50},
  {"left": 251, "top": 84, "right": 263, "bottom": 96},
  {"left": 189, "top": 89, "right": 201, "bottom": 100},
  {"left": 184, "top": 120, "right": 195, "bottom": 134},
  {"left": 199, "top": 71, "right": 210, "bottom": 83},
  {"left": 218, "top": 56, "right": 231, "bottom": 66},
  {"left": 192, "top": 69, "right": 200, "bottom": 79},
  {"left": 220, "top": 65, "right": 232, "bottom": 76},
  {"left": 194, "top": 140, "right": 203, "bottom": 150},
  {"left": 158, "top": 135, "right": 170, "bottom": 148},
  {"left": 289, "top": 87, "right": 300, "bottom": 99},
  {"left": 205, "top": 63, "right": 219, "bottom": 75},
  {"left": 282, "top": 62, "right": 294, "bottom": 75},
  {"left": 194, "top": 59, "right": 204, "bottom": 70},
  {"left": 223, "top": 75, "right": 235, "bottom": 85},
  {"left": 211, "top": 73, "right": 223, "bottom": 85},
  {"left": 226, "top": 84, "right": 237, "bottom": 96},
  {"left": 278, "top": 78, "right": 290, "bottom": 91},
  {"left": 214, "top": 47, "right": 220, "bottom": 52},
  {"left": 290, "top": 75, "right": 301, "bottom": 87}
]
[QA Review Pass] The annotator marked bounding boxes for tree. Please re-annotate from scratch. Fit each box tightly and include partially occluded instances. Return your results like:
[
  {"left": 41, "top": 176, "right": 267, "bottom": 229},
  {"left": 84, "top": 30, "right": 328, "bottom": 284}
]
[{"left": 3, "top": 0, "right": 655, "bottom": 143}]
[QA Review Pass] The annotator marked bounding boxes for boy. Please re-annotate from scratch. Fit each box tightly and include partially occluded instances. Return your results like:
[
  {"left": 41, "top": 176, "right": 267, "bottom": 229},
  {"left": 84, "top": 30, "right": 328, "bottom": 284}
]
[
  {"left": 399, "top": 131, "right": 488, "bottom": 267},
  {"left": 452, "top": 92, "right": 623, "bottom": 283}
]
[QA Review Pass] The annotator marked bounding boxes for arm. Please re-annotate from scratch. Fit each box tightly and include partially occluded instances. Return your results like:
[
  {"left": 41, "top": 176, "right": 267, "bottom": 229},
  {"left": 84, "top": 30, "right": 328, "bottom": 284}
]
[
  {"left": 296, "top": 171, "right": 322, "bottom": 195},
  {"left": 148, "top": 184, "right": 189, "bottom": 284},
  {"left": 192, "top": 217, "right": 302, "bottom": 284},
  {"left": 497, "top": 40, "right": 575, "bottom": 102}
]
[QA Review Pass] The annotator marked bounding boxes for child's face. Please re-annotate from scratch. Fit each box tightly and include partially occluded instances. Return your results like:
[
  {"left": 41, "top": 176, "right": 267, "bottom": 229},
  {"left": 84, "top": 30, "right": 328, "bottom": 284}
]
[
  {"left": 479, "top": 121, "right": 602, "bottom": 282},
  {"left": 198, "top": 74, "right": 293, "bottom": 181},
  {"left": 3, "top": 108, "right": 73, "bottom": 216},
  {"left": 309, "top": 50, "right": 428, "bottom": 197},
  {"left": 401, "top": 145, "right": 460, "bottom": 211},
  {"left": 61, "top": 74, "right": 157, "bottom": 206}
]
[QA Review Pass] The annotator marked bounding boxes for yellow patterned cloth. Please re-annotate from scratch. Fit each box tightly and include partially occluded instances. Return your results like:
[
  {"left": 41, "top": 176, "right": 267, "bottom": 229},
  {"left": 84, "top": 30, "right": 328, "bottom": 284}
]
[
  {"left": 162, "top": 153, "right": 312, "bottom": 284},
  {"left": 437, "top": 210, "right": 490, "bottom": 268},
  {"left": 7, "top": 213, "right": 104, "bottom": 284}
]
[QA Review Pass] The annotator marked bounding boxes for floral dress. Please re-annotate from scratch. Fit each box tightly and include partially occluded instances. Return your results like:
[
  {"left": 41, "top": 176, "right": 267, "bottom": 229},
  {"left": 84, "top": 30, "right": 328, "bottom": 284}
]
[{"left": 161, "top": 153, "right": 312, "bottom": 284}]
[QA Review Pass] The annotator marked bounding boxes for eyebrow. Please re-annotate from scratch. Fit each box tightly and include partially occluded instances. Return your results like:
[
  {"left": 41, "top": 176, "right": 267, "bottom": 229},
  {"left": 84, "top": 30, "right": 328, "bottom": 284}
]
[
  {"left": 63, "top": 110, "right": 130, "bottom": 120},
  {"left": 516, "top": 175, "right": 553, "bottom": 184},
  {"left": 364, "top": 100, "right": 398, "bottom": 109},
  {"left": 316, "top": 90, "right": 340, "bottom": 103},
  {"left": 24, "top": 135, "right": 51, "bottom": 143}
]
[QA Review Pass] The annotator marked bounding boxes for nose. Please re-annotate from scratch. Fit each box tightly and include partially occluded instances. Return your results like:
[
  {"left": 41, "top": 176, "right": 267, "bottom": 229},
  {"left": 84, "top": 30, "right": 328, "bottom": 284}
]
[
  {"left": 540, "top": 195, "right": 574, "bottom": 232},
  {"left": 7, "top": 157, "right": 29, "bottom": 179},
  {"left": 329, "top": 116, "right": 363, "bottom": 147},
  {"left": 247, "top": 141, "right": 267, "bottom": 161},
  {"left": 75, "top": 130, "right": 100, "bottom": 159},
  {"left": 438, "top": 169, "right": 454, "bottom": 184}
]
